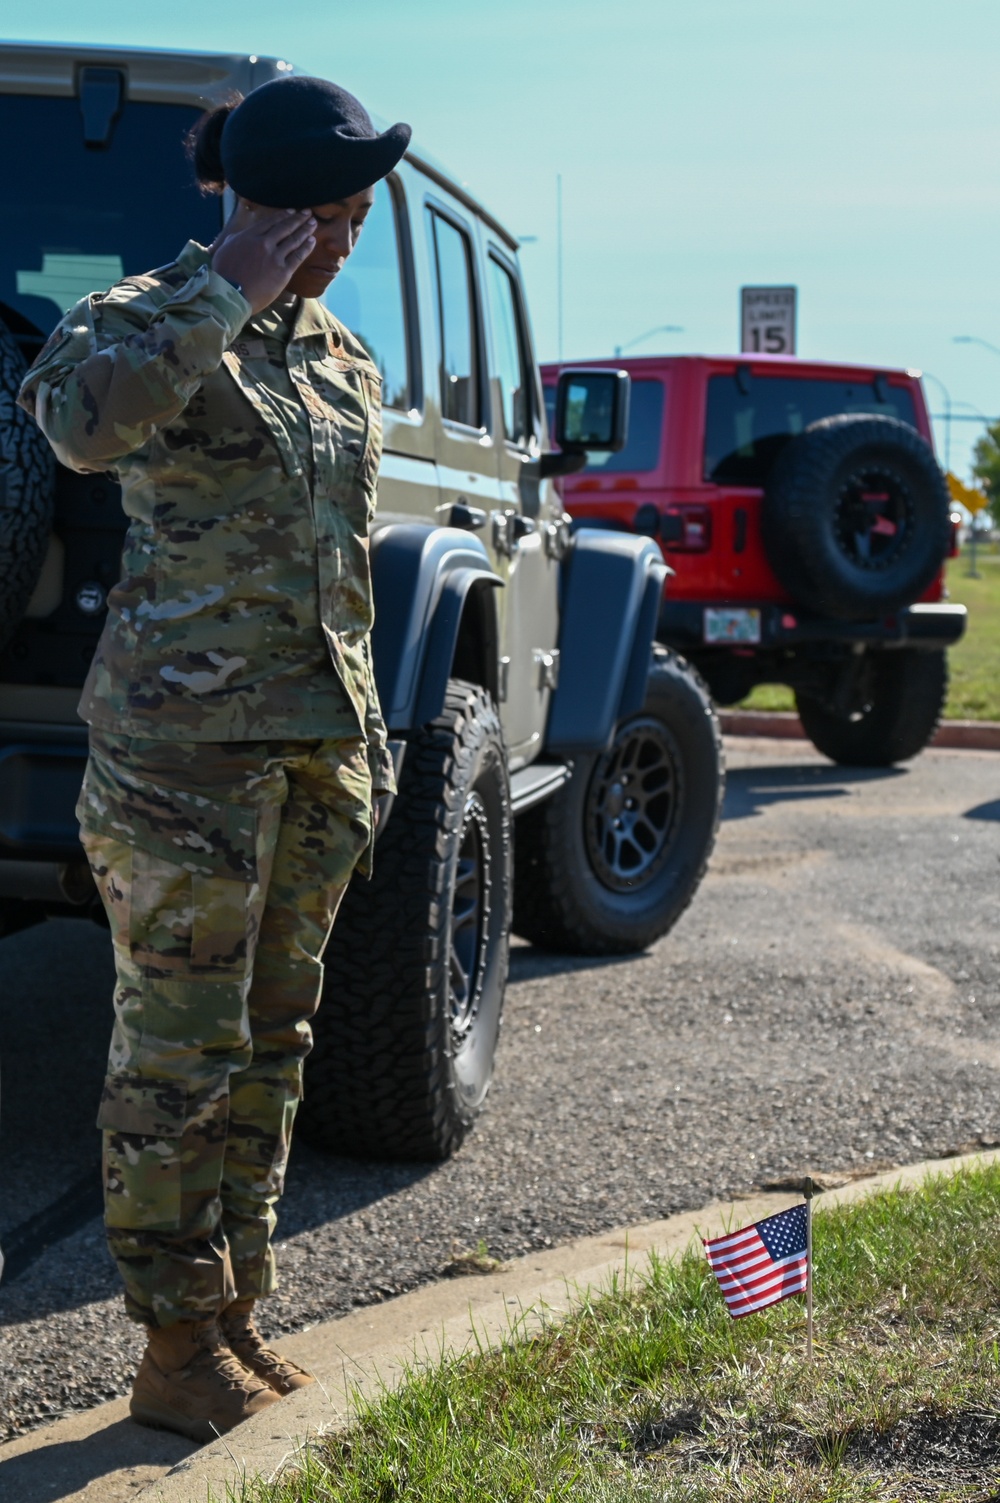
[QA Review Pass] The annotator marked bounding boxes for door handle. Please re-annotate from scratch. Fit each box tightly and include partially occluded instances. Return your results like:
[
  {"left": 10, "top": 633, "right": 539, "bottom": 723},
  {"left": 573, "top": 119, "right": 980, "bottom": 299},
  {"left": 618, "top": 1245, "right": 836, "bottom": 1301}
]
[
  {"left": 492, "top": 509, "right": 514, "bottom": 556},
  {"left": 448, "top": 500, "right": 488, "bottom": 531},
  {"left": 492, "top": 509, "right": 536, "bottom": 556}
]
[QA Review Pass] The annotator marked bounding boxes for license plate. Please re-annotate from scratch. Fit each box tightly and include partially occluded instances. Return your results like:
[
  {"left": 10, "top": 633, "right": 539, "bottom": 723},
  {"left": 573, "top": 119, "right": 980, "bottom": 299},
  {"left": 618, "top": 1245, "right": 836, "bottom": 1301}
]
[{"left": 703, "top": 607, "right": 762, "bottom": 645}]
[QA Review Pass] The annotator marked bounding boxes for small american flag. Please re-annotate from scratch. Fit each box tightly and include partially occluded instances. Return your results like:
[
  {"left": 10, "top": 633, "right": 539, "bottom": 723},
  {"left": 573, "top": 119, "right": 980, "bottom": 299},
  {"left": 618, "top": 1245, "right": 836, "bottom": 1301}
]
[{"left": 704, "top": 1203, "right": 809, "bottom": 1318}]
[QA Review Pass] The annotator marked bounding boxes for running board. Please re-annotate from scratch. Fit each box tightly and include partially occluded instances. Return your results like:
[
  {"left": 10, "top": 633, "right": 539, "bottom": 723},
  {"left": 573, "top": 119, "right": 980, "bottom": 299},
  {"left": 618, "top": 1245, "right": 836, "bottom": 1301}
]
[{"left": 510, "top": 761, "right": 571, "bottom": 815}]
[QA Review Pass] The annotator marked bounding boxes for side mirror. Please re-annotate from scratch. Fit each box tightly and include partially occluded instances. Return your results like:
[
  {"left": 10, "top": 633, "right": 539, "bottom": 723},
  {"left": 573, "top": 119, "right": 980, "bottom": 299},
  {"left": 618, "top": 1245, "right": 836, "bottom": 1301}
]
[
  {"left": 539, "top": 368, "right": 631, "bottom": 479},
  {"left": 554, "top": 367, "right": 630, "bottom": 453}
]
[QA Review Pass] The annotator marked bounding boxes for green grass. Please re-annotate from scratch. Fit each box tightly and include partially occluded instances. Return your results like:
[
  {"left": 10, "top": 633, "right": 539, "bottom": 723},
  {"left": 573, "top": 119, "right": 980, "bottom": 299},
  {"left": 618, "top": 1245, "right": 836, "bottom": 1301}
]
[
  {"left": 739, "top": 548, "right": 1000, "bottom": 721},
  {"left": 235, "top": 1165, "right": 1000, "bottom": 1502},
  {"left": 941, "top": 551, "right": 1000, "bottom": 720},
  {"left": 738, "top": 682, "right": 798, "bottom": 714}
]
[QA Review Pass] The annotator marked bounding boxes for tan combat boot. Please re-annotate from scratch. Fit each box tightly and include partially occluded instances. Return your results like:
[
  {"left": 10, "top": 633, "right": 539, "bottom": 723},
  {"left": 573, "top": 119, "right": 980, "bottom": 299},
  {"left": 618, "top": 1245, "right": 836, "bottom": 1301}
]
[
  {"left": 219, "top": 1298, "right": 316, "bottom": 1395},
  {"left": 130, "top": 1317, "right": 281, "bottom": 1442}
]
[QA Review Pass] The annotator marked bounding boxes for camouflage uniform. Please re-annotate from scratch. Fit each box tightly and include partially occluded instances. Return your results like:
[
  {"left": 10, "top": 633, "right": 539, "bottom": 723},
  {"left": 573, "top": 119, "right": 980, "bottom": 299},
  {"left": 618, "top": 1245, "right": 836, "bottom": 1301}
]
[{"left": 18, "top": 243, "right": 394, "bottom": 1325}]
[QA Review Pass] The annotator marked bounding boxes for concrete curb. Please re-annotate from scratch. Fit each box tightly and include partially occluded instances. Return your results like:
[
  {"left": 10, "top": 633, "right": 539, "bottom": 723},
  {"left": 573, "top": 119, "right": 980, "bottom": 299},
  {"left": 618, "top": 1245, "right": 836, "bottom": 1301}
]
[
  {"left": 719, "top": 710, "right": 1000, "bottom": 750},
  {"left": 3, "top": 1148, "right": 999, "bottom": 1503}
]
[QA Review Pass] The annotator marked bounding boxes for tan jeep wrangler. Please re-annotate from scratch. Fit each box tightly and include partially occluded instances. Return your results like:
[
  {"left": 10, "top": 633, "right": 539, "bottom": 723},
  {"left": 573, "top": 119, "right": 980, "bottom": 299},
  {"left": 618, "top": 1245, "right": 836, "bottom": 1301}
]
[{"left": 0, "top": 42, "right": 725, "bottom": 1161}]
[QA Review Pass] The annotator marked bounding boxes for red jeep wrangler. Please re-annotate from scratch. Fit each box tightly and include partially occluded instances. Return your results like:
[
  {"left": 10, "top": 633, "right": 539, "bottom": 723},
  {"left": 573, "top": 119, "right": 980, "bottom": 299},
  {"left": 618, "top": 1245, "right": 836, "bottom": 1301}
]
[{"left": 542, "top": 355, "right": 966, "bottom": 766}]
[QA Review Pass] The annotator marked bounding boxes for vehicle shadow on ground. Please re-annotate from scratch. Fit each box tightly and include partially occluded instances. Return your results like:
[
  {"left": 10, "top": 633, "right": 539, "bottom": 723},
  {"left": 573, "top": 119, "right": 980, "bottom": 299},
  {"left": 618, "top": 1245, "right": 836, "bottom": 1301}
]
[
  {"left": 722, "top": 760, "right": 905, "bottom": 821},
  {"left": 507, "top": 942, "right": 637, "bottom": 986},
  {"left": 965, "top": 799, "right": 1000, "bottom": 822},
  {"left": 278, "top": 1142, "right": 434, "bottom": 1241},
  {"left": 0, "top": 918, "right": 434, "bottom": 1318}
]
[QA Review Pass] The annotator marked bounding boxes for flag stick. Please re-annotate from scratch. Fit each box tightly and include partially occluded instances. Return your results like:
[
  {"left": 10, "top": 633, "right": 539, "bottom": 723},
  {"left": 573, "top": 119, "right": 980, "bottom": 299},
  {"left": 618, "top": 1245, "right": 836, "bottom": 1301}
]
[{"left": 803, "top": 1176, "right": 815, "bottom": 1360}]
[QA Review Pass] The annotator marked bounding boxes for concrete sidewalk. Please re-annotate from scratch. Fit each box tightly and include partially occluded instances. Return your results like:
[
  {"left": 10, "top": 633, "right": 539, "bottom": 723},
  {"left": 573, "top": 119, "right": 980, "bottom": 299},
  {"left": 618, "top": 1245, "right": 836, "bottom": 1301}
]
[{"left": 2, "top": 1148, "right": 997, "bottom": 1503}]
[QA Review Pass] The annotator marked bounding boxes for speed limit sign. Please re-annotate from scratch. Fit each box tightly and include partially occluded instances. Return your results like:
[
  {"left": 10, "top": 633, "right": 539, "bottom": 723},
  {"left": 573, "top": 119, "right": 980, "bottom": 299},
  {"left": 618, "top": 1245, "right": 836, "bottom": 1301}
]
[{"left": 740, "top": 286, "right": 797, "bottom": 355}]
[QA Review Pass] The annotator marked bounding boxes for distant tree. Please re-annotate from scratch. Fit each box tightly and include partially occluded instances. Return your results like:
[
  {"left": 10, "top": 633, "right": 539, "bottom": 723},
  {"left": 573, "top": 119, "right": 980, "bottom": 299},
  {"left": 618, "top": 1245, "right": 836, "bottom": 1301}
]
[{"left": 971, "top": 421, "right": 1000, "bottom": 519}]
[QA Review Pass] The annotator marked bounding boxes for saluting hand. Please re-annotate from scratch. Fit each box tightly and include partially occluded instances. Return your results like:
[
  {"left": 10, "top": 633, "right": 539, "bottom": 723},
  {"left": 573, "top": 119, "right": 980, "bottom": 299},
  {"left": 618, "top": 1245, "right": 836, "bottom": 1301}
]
[{"left": 210, "top": 203, "right": 316, "bottom": 315}]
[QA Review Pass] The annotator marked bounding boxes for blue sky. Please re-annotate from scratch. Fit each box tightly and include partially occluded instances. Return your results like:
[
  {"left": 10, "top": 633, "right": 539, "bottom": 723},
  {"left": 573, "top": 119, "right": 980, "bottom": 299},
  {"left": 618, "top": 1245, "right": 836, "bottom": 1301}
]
[{"left": 6, "top": 1, "right": 1000, "bottom": 476}]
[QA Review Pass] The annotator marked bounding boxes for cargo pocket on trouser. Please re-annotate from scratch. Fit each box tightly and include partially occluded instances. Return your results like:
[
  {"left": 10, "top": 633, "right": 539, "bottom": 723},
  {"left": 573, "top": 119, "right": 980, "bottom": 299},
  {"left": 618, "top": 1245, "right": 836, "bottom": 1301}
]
[
  {"left": 76, "top": 751, "right": 259, "bottom": 976},
  {"left": 97, "top": 1075, "right": 187, "bottom": 1230}
]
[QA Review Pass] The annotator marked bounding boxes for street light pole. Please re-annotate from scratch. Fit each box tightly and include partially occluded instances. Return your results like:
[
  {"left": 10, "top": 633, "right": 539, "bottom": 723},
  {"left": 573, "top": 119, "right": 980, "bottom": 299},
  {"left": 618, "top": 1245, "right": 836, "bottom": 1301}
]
[
  {"left": 921, "top": 372, "right": 953, "bottom": 471},
  {"left": 953, "top": 334, "right": 1000, "bottom": 362},
  {"left": 613, "top": 324, "right": 684, "bottom": 359}
]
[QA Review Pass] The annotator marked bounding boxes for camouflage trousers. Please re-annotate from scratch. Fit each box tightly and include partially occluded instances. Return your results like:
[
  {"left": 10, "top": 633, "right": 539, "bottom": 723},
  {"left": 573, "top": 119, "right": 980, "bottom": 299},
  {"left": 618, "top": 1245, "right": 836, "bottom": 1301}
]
[{"left": 78, "top": 730, "right": 372, "bottom": 1328}]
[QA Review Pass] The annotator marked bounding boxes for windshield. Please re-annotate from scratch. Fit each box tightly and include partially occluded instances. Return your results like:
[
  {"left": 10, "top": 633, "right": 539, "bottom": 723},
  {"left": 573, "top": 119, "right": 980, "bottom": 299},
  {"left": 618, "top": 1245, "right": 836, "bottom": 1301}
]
[
  {"left": 0, "top": 93, "right": 221, "bottom": 352},
  {"left": 705, "top": 372, "right": 919, "bottom": 486},
  {"left": 544, "top": 377, "right": 665, "bottom": 473}
]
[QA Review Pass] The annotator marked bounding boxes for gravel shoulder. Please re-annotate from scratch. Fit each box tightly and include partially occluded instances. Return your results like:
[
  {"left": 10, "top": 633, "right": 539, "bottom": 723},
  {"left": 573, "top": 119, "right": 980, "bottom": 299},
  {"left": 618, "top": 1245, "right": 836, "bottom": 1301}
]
[{"left": 1, "top": 739, "right": 997, "bottom": 1444}]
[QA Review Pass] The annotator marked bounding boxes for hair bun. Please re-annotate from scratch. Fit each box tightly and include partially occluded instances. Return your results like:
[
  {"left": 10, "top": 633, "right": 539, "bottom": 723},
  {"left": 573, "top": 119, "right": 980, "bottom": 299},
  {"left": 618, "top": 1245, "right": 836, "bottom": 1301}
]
[{"left": 186, "top": 100, "right": 241, "bottom": 193}]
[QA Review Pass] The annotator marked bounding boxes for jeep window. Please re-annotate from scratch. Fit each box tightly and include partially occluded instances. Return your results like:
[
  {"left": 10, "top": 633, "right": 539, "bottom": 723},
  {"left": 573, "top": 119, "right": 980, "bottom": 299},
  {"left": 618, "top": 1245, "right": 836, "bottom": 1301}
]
[
  {"left": 324, "top": 177, "right": 411, "bottom": 410},
  {"left": 543, "top": 378, "right": 664, "bottom": 472},
  {"left": 704, "top": 374, "right": 919, "bottom": 486},
  {"left": 0, "top": 94, "right": 220, "bottom": 354},
  {"left": 428, "top": 211, "right": 481, "bottom": 428},
  {"left": 486, "top": 254, "right": 532, "bottom": 448}
]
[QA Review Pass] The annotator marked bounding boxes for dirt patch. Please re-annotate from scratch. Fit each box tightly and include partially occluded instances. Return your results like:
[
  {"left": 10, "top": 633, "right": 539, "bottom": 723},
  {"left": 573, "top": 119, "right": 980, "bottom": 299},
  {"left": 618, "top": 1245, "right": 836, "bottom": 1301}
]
[
  {"left": 626, "top": 1408, "right": 704, "bottom": 1455},
  {"left": 439, "top": 1242, "right": 504, "bottom": 1277},
  {"left": 706, "top": 848, "right": 827, "bottom": 882},
  {"left": 843, "top": 1405, "right": 1000, "bottom": 1484},
  {"left": 612, "top": 1403, "right": 1000, "bottom": 1496}
]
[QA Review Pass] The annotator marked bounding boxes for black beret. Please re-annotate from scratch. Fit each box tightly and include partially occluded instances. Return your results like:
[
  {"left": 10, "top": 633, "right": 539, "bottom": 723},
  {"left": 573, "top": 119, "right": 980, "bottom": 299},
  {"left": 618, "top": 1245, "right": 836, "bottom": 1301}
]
[{"left": 221, "top": 75, "right": 411, "bottom": 208}]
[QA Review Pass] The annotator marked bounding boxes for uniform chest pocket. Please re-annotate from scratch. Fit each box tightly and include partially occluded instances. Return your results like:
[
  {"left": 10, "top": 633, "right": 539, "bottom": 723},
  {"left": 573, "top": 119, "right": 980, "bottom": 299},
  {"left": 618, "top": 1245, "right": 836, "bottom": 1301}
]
[{"left": 308, "top": 357, "right": 381, "bottom": 490}]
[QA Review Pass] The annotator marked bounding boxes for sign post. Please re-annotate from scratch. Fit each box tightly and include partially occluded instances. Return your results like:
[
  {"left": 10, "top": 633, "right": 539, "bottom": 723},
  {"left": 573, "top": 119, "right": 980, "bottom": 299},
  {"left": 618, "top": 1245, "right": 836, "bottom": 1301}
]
[
  {"left": 740, "top": 285, "right": 797, "bottom": 356},
  {"left": 946, "top": 471, "right": 990, "bottom": 580}
]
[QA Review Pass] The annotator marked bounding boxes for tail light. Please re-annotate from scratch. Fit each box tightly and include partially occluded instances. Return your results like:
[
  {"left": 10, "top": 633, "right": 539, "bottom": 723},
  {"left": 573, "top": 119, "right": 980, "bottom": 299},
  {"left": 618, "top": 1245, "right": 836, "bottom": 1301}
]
[
  {"left": 660, "top": 505, "right": 713, "bottom": 552},
  {"left": 948, "top": 509, "right": 962, "bottom": 559}
]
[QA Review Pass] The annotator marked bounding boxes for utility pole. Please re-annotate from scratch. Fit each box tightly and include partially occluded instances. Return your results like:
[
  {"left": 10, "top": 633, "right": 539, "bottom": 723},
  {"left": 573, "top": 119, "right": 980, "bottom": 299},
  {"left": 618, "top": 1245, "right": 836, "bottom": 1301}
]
[{"left": 556, "top": 173, "right": 564, "bottom": 362}]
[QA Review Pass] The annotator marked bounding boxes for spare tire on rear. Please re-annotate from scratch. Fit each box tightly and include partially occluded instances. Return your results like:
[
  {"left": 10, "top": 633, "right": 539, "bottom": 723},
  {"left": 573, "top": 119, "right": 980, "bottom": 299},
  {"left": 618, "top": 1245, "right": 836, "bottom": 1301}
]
[
  {"left": 761, "top": 414, "right": 950, "bottom": 622},
  {"left": 0, "top": 317, "right": 56, "bottom": 650}
]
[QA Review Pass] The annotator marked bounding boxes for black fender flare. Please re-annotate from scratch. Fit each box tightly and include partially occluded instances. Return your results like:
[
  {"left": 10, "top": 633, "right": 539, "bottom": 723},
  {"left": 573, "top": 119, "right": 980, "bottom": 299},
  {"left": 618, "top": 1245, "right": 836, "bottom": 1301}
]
[
  {"left": 545, "top": 529, "right": 667, "bottom": 755},
  {"left": 370, "top": 522, "right": 504, "bottom": 733}
]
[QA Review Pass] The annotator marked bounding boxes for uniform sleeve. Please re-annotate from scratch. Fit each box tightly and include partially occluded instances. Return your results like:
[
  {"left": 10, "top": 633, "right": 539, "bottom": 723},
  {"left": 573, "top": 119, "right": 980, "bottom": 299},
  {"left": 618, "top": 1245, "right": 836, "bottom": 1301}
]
[
  {"left": 17, "top": 266, "right": 252, "bottom": 474},
  {"left": 362, "top": 640, "right": 396, "bottom": 795}
]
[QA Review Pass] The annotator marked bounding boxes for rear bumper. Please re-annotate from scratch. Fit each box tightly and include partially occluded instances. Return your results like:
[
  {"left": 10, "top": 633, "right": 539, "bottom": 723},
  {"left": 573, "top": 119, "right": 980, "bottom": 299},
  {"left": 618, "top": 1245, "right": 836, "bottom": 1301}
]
[{"left": 659, "top": 601, "right": 967, "bottom": 652}]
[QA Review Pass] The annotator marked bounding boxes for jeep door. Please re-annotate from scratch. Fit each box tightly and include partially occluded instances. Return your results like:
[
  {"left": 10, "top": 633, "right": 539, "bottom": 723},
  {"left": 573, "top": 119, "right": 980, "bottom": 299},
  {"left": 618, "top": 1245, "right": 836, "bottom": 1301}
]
[
  {"left": 418, "top": 193, "right": 535, "bottom": 727},
  {"left": 418, "top": 194, "right": 504, "bottom": 536},
  {"left": 481, "top": 241, "right": 560, "bottom": 763}
]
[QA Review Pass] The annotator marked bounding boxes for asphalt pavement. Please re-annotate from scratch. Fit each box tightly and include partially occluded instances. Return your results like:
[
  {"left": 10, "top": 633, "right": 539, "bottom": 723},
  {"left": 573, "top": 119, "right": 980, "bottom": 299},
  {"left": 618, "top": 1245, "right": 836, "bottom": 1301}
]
[{"left": 2, "top": 738, "right": 998, "bottom": 1443}]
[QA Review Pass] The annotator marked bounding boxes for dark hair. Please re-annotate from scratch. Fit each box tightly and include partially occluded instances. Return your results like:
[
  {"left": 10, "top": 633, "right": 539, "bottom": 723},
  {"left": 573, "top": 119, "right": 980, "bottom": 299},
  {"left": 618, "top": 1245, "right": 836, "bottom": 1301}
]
[{"left": 185, "top": 97, "right": 244, "bottom": 194}]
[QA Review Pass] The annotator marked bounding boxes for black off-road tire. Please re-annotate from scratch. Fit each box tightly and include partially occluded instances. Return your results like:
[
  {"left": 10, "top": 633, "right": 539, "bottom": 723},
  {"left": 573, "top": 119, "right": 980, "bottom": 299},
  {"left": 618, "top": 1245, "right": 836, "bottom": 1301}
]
[
  {"left": 0, "top": 317, "right": 56, "bottom": 650},
  {"left": 299, "top": 681, "right": 512, "bottom": 1162},
  {"left": 762, "top": 415, "right": 951, "bottom": 622},
  {"left": 512, "top": 652, "right": 723, "bottom": 955},
  {"left": 795, "top": 648, "right": 947, "bottom": 767}
]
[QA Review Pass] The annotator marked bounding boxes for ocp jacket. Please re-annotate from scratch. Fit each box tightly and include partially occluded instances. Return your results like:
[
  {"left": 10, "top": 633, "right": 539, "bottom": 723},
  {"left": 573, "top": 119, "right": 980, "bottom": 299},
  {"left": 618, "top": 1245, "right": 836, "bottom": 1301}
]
[{"left": 17, "top": 240, "right": 394, "bottom": 793}]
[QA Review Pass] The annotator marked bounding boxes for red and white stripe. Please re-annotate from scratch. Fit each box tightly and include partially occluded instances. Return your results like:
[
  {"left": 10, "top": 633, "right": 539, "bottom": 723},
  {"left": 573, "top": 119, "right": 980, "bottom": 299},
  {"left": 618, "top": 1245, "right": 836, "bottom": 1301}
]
[{"left": 704, "top": 1224, "right": 808, "bottom": 1318}]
